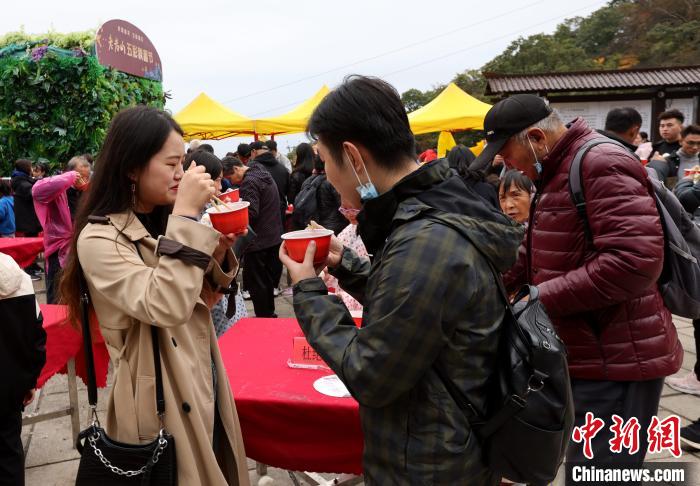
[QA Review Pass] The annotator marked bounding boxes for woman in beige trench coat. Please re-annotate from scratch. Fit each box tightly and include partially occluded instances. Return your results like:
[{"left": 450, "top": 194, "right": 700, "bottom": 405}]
[{"left": 60, "top": 106, "right": 250, "bottom": 485}]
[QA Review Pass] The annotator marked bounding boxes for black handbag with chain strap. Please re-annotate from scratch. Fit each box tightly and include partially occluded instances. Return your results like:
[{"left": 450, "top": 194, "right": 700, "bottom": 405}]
[{"left": 75, "top": 249, "right": 177, "bottom": 485}]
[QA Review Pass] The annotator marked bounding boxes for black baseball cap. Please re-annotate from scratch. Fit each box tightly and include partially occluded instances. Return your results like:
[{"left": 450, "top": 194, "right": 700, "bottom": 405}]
[
  {"left": 249, "top": 141, "right": 267, "bottom": 151},
  {"left": 471, "top": 94, "right": 552, "bottom": 170}
]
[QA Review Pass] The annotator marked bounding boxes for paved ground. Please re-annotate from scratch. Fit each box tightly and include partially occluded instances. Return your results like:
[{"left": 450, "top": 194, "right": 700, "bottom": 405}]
[{"left": 21, "top": 264, "right": 700, "bottom": 485}]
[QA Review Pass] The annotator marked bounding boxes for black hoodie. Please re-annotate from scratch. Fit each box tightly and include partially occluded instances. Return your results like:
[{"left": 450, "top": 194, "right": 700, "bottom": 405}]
[
  {"left": 239, "top": 164, "right": 283, "bottom": 252},
  {"left": 251, "top": 152, "right": 290, "bottom": 223},
  {"left": 10, "top": 171, "right": 42, "bottom": 234}
]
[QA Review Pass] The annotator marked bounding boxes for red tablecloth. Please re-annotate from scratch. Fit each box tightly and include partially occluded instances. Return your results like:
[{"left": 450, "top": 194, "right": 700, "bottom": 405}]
[
  {"left": 37, "top": 304, "right": 110, "bottom": 389},
  {"left": 0, "top": 237, "right": 44, "bottom": 268},
  {"left": 219, "top": 318, "right": 363, "bottom": 474}
]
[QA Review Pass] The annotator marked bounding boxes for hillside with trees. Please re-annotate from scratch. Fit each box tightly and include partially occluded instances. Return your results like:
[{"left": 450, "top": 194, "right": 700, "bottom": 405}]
[{"left": 404, "top": 0, "right": 700, "bottom": 147}]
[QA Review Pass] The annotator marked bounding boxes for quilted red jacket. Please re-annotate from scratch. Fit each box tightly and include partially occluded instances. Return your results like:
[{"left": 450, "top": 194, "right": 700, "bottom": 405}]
[{"left": 506, "top": 118, "right": 683, "bottom": 381}]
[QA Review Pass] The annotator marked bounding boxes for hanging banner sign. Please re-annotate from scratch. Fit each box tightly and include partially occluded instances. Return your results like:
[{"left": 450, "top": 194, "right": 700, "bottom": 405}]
[{"left": 95, "top": 19, "right": 162, "bottom": 82}]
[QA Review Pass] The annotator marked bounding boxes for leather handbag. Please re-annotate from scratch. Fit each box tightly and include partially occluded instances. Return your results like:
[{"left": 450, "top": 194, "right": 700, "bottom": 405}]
[{"left": 75, "top": 269, "right": 177, "bottom": 485}]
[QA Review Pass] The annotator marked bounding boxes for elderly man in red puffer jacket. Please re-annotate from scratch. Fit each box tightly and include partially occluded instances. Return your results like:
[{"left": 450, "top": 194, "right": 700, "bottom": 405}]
[{"left": 472, "top": 95, "right": 683, "bottom": 481}]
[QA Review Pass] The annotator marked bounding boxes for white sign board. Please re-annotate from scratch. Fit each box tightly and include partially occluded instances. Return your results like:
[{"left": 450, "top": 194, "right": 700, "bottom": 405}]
[
  {"left": 665, "top": 98, "right": 695, "bottom": 126},
  {"left": 550, "top": 100, "right": 653, "bottom": 134},
  {"left": 550, "top": 98, "right": 697, "bottom": 136}
]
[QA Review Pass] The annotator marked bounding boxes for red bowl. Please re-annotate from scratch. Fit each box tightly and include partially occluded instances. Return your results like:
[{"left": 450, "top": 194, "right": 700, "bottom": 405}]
[
  {"left": 281, "top": 229, "right": 334, "bottom": 266},
  {"left": 206, "top": 201, "right": 249, "bottom": 235},
  {"left": 220, "top": 189, "right": 239, "bottom": 203}
]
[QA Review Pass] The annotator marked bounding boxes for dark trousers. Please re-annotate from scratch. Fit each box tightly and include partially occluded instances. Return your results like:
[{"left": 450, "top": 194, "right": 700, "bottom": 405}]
[
  {"left": 45, "top": 252, "right": 61, "bottom": 305},
  {"left": 243, "top": 244, "right": 282, "bottom": 318},
  {"left": 0, "top": 410, "right": 24, "bottom": 486},
  {"left": 694, "top": 319, "right": 700, "bottom": 380},
  {"left": 565, "top": 378, "right": 664, "bottom": 486},
  {"left": 23, "top": 232, "right": 41, "bottom": 273}
]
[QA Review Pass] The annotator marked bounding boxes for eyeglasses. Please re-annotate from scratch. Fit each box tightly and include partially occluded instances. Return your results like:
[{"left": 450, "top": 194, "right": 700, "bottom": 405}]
[{"left": 684, "top": 140, "right": 700, "bottom": 147}]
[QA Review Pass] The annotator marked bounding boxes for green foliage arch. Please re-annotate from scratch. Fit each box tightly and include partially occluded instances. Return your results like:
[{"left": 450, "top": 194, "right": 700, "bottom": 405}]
[{"left": 0, "top": 30, "right": 164, "bottom": 175}]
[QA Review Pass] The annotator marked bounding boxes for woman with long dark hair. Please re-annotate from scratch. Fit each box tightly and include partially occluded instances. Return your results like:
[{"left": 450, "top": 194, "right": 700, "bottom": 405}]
[
  {"left": 288, "top": 142, "right": 315, "bottom": 204},
  {"left": 59, "top": 106, "right": 249, "bottom": 485}
]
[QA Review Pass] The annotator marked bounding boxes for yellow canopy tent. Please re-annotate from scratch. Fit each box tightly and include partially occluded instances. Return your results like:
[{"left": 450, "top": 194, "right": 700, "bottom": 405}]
[
  {"left": 174, "top": 92, "right": 255, "bottom": 141},
  {"left": 409, "top": 83, "right": 491, "bottom": 160},
  {"left": 255, "top": 86, "right": 330, "bottom": 136},
  {"left": 408, "top": 83, "right": 492, "bottom": 135}
]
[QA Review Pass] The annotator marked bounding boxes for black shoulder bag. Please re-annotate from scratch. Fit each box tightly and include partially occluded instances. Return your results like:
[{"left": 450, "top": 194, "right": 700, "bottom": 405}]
[
  {"left": 425, "top": 210, "right": 574, "bottom": 486},
  {"left": 75, "top": 263, "right": 177, "bottom": 485}
]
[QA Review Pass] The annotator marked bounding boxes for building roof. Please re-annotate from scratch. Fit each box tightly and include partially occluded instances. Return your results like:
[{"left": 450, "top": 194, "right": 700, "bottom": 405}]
[{"left": 485, "top": 65, "right": 700, "bottom": 95}]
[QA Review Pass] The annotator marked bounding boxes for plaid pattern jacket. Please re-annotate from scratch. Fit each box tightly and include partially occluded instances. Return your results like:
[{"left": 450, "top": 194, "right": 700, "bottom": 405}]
[{"left": 293, "top": 161, "right": 523, "bottom": 485}]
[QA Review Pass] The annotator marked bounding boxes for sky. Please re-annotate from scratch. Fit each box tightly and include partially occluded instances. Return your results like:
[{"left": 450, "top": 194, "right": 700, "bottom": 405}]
[{"left": 4, "top": 0, "right": 606, "bottom": 155}]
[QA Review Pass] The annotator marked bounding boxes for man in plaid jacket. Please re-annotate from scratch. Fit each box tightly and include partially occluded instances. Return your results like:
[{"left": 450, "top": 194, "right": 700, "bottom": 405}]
[{"left": 280, "top": 76, "right": 523, "bottom": 485}]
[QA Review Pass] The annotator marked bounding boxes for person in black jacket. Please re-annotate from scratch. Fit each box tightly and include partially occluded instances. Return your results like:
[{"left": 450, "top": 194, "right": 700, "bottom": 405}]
[
  {"left": 11, "top": 159, "right": 44, "bottom": 279},
  {"left": 671, "top": 172, "right": 700, "bottom": 451},
  {"left": 288, "top": 142, "right": 314, "bottom": 205},
  {"left": 598, "top": 107, "right": 642, "bottom": 153},
  {"left": 649, "top": 109, "right": 684, "bottom": 162},
  {"left": 0, "top": 252, "right": 46, "bottom": 485},
  {"left": 228, "top": 158, "right": 283, "bottom": 317},
  {"left": 250, "top": 141, "right": 289, "bottom": 225},
  {"left": 447, "top": 145, "right": 499, "bottom": 209},
  {"left": 648, "top": 125, "right": 700, "bottom": 189},
  {"left": 675, "top": 176, "right": 700, "bottom": 221},
  {"left": 310, "top": 155, "right": 348, "bottom": 235},
  {"left": 10, "top": 159, "right": 42, "bottom": 237}
]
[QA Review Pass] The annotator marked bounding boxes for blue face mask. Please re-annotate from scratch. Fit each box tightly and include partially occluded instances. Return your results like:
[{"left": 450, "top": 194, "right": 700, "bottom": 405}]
[
  {"left": 527, "top": 137, "right": 548, "bottom": 175},
  {"left": 347, "top": 153, "right": 379, "bottom": 202}
]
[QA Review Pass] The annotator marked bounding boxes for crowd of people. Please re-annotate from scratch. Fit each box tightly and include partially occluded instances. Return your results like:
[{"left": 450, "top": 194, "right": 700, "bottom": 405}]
[{"left": 0, "top": 74, "right": 699, "bottom": 485}]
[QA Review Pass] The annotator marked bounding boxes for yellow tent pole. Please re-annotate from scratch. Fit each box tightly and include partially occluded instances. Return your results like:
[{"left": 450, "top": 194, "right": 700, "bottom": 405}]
[{"left": 437, "top": 131, "right": 457, "bottom": 158}]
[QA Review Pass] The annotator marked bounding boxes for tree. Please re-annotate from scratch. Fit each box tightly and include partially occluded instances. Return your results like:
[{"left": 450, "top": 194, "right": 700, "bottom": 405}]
[
  {"left": 399, "top": 0, "right": 700, "bottom": 143},
  {"left": 576, "top": 4, "right": 625, "bottom": 56},
  {"left": 452, "top": 69, "right": 488, "bottom": 102},
  {"left": 482, "top": 29, "right": 597, "bottom": 74},
  {"left": 482, "top": 0, "right": 700, "bottom": 72},
  {"left": 401, "top": 88, "right": 432, "bottom": 112}
]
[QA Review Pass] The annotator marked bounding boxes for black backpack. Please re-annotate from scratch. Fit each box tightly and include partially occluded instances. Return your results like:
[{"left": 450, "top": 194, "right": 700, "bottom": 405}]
[
  {"left": 568, "top": 137, "right": 700, "bottom": 319},
  {"left": 427, "top": 211, "right": 574, "bottom": 486},
  {"left": 292, "top": 174, "right": 325, "bottom": 229}
]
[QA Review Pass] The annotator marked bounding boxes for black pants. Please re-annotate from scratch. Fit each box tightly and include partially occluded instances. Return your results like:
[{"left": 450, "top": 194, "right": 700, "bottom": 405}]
[
  {"left": 23, "top": 232, "right": 41, "bottom": 273},
  {"left": 243, "top": 244, "right": 282, "bottom": 318},
  {"left": 693, "top": 319, "right": 700, "bottom": 380},
  {"left": 0, "top": 410, "right": 24, "bottom": 486},
  {"left": 565, "top": 378, "right": 664, "bottom": 486},
  {"left": 45, "top": 252, "right": 61, "bottom": 305}
]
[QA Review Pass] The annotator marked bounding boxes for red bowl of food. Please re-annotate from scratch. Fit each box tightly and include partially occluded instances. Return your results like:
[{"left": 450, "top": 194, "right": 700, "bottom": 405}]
[
  {"left": 206, "top": 201, "right": 249, "bottom": 235},
  {"left": 220, "top": 189, "right": 239, "bottom": 203},
  {"left": 281, "top": 229, "right": 334, "bottom": 266}
]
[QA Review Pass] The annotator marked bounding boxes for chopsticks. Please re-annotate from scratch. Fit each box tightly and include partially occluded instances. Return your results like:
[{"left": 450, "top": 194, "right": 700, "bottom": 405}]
[{"left": 210, "top": 194, "right": 233, "bottom": 212}]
